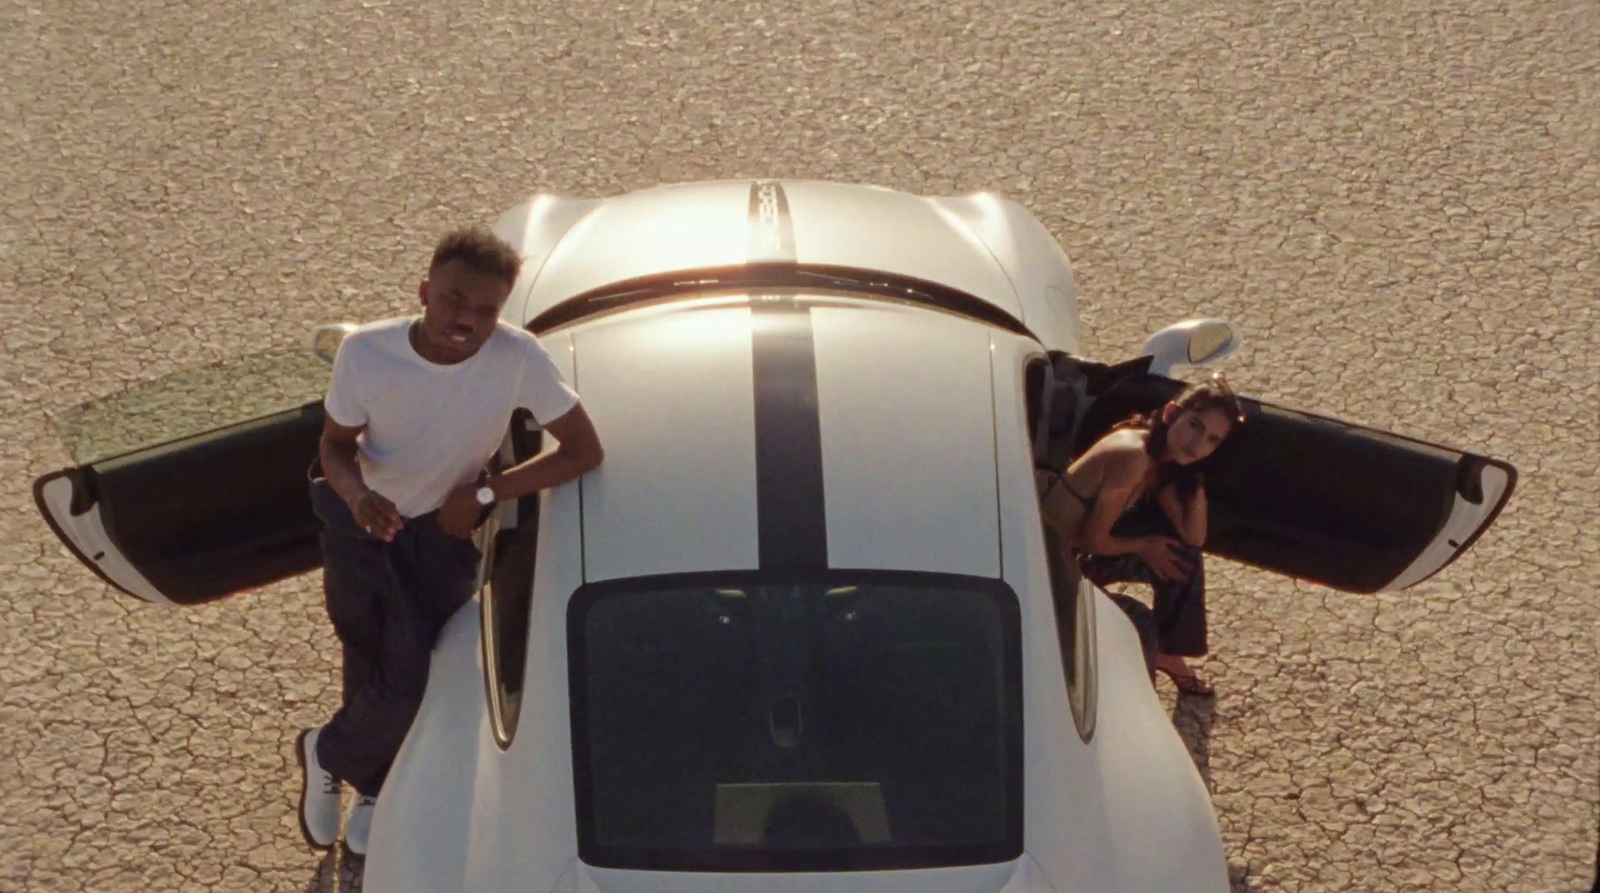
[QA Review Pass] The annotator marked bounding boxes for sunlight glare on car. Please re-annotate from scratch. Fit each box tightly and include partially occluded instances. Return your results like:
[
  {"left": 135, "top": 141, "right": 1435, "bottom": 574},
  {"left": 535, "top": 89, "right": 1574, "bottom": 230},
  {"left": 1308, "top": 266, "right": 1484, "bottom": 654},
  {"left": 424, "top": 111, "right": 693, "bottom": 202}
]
[{"left": 627, "top": 301, "right": 756, "bottom": 352}]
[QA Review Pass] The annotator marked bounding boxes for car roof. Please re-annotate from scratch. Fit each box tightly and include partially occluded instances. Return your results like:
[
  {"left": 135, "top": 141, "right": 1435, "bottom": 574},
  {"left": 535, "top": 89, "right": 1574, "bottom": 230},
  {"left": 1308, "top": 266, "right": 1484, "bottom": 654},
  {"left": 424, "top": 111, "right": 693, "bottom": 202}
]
[{"left": 570, "top": 293, "right": 1011, "bottom": 583}]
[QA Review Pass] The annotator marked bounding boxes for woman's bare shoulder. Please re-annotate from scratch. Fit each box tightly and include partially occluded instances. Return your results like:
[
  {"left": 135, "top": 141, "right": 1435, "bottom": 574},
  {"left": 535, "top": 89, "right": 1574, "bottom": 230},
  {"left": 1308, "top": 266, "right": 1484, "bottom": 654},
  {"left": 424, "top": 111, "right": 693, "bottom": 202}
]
[
  {"left": 1084, "top": 428, "right": 1148, "bottom": 457},
  {"left": 1088, "top": 430, "right": 1152, "bottom": 480}
]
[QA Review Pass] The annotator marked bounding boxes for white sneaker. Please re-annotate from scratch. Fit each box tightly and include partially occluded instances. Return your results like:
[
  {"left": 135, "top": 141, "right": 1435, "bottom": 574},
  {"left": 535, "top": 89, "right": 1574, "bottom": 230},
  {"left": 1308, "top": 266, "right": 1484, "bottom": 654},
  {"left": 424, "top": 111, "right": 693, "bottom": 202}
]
[
  {"left": 343, "top": 794, "right": 377, "bottom": 858},
  {"left": 296, "top": 728, "right": 341, "bottom": 849}
]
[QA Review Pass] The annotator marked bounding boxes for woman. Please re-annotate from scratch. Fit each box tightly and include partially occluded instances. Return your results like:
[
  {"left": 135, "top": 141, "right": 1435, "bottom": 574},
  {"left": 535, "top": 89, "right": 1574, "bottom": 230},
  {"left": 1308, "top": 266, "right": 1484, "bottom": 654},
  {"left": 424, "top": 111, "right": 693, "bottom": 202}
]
[{"left": 1039, "top": 375, "right": 1245, "bottom": 695}]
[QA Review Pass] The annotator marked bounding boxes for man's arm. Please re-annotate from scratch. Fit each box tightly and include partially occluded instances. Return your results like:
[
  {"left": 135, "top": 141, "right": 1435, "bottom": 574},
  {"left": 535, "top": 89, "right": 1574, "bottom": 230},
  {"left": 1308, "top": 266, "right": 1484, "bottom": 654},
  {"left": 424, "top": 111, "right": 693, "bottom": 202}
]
[
  {"left": 320, "top": 416, "right": 404, "bottom": 540},
  {"left": 435, "top": 402, "right": 604, "bottom": 539},
  {"left": 488, "top": 403, "right": 604, "bottom": 500},
  {"left": 320, "top": 417, "right": 368, "bottom": 506}
]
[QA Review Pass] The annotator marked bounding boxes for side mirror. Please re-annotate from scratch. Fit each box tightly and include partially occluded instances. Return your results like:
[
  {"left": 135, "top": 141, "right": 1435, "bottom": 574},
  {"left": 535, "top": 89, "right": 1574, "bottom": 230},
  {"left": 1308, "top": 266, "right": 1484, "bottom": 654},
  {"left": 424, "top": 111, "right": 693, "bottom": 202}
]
[
  {"left": 308, "top": 323, "right": 359, "bottom": 366},
  {"left": 1138, "top": 318, "right": 1241, "bottom": 377}
]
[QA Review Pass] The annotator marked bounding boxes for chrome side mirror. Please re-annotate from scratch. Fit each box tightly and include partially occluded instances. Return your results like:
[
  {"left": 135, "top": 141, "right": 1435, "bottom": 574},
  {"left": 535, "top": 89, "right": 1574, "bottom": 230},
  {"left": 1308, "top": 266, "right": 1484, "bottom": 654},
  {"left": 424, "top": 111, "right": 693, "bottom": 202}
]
[
  {"left": 1139, "top": 318, "right": 1241, "bottom": 377},
  {"left": 308, "top": 323, "right": 359, "bottom": 366}
]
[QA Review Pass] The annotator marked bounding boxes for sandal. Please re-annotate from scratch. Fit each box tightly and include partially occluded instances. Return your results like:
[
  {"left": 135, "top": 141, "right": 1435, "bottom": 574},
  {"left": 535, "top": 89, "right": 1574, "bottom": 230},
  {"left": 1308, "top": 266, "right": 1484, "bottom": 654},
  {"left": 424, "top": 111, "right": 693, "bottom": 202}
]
[{"left": 1156, "top": 664, "right": 1215, "bottom": 696}]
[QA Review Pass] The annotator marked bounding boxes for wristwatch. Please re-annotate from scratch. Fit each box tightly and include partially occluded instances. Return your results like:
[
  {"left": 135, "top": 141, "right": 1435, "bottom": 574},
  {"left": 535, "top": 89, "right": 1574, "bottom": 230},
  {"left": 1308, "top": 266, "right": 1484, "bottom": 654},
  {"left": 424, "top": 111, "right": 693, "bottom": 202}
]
[{"left": 475, "top": 484, "right": 497, "bottom": 507}]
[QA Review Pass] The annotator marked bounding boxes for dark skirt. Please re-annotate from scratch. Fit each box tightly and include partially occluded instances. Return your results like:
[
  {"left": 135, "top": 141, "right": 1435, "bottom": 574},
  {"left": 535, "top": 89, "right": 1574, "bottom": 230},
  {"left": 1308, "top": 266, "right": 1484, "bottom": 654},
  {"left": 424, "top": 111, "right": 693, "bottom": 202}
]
[
  {"left": 1081, "top": 550, "right": 1203, "bottom": 662},
  {"left": 1081, "top": 503, "right": 1208, "bottom": 658}
]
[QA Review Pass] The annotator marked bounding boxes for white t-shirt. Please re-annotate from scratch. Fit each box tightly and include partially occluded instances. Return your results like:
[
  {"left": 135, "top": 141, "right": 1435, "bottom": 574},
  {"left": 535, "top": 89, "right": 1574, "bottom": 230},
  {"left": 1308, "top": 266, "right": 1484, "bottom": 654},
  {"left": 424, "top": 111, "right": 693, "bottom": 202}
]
[{"left": 323, "top": 317, "right": 580, "bottom": 518}]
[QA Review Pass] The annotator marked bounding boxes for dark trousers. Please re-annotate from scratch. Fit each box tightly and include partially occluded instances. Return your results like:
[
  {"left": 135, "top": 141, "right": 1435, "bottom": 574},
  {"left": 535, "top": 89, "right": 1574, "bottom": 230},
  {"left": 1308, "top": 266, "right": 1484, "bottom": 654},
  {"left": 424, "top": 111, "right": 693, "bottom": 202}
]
[
  {"left": 308, "top": 479, "right": 480, "bottom": 796},
  {"left": 1083, "top": 506, "right": 1209, "bottom": 661}
]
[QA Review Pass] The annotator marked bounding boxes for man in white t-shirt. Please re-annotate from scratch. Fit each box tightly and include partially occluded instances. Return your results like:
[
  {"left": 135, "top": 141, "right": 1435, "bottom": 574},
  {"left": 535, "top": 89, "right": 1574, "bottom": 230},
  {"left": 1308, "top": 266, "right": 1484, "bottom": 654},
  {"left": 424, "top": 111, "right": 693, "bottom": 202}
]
[{"left": 295, "top": 227, "right": 603, "bottom": 856}]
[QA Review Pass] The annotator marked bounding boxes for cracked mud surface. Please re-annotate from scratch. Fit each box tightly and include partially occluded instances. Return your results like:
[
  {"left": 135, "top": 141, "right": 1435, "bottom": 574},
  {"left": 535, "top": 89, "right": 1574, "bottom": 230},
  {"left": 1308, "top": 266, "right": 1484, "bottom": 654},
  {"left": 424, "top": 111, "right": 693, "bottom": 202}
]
[{"left": 3, "top": 1, "right": 1595, "bottom": 890}]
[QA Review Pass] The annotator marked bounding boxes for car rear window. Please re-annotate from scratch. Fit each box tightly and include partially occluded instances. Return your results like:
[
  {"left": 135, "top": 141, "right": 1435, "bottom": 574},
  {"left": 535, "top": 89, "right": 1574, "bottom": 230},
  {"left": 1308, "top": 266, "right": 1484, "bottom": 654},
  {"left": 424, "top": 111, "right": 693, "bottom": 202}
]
[{"left": 569, "top": 571, "right": 1023, "bottom": 872}]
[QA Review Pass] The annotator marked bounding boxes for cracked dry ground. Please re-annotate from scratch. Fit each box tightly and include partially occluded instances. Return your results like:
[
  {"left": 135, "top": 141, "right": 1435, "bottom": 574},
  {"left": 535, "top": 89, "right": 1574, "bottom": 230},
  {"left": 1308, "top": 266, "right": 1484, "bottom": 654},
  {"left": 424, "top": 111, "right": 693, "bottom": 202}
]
[{"left": 3, "top": 0, "right": 1595, "bottom": 890}]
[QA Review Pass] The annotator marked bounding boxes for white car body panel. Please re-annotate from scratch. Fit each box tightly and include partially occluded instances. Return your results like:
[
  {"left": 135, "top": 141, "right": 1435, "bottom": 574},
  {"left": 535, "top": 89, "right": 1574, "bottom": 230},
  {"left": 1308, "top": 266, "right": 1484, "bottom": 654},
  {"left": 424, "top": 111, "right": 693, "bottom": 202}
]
[
  {"left": 778, "top": 182, "right": 1023, "bottom": 322},
  {"left": 1088, "top": 585, "right": 1231, "bottom": 891},
  {"left": 34, "top": 476, "right": 172, "bottom": 605},
  {"left": 366, "top": 311, "right": 1227, "bottom": 893},
  {"left": 573, "top": 298, "right": 1014, "bottom": 581},
  {"left": 492, "top": 181, "right": 1080, "bottom": 354},
  {"left": 990, "top": 332, "right": 1123, "bottom": 893},
  {"left": 1384, "top": 462, "right": 1513, "bottom": 591},
  {"left": 512, "top": 181, "right": 755, "bottom": 326},
  {"left": 926, "top": 192, "right": 1082, "bottom": 352},
  {"left": 812, "top": 304, "right": 1000, "bottom": 576},
  {"left": 575, "top": 302, "right": 762, "bottom": 581},
  {"left": 494, "top": 194, "right": 606, "bottom": 330}
]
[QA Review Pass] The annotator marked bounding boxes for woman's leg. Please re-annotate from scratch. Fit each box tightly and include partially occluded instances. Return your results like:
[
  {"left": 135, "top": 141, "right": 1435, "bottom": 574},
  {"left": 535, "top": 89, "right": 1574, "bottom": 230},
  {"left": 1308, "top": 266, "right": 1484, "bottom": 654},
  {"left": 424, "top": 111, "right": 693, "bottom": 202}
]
[
  {"left": 1151, "top": 545, "right": 1212, "bottom": 694},
  {"left": 1152, "top": 544, "right": 1207, "bottom": 658},
  {"left": 1082, "top": 543, "right": 1213, "bottom": 692},
  {"left": 1081, "top": 554, "right": 1164, "bottom": 685}
]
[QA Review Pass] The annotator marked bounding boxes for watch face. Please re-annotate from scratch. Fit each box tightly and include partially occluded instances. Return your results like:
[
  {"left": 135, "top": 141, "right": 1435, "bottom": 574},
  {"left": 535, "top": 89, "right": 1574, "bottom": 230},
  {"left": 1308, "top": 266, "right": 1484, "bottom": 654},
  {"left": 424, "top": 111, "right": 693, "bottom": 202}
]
[{"left": 476, "top": 486, "right": 495, "bottom": 506}]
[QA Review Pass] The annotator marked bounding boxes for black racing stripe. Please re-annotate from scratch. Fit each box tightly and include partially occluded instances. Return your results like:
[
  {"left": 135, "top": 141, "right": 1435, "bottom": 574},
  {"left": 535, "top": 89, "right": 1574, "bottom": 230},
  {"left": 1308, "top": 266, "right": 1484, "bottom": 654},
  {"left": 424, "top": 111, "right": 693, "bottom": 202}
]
[
  {"left": 751, "top": 298, "right": 827, "bottom": 569},
  {"left": 746, "top": 180, "right": 797, "bottom": 262}
]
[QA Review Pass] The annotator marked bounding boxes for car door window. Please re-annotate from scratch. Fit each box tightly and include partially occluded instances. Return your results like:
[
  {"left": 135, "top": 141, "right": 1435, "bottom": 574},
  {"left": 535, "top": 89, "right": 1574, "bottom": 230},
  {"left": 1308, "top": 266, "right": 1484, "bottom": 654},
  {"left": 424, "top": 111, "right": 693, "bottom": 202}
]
[
  {"left": 1028, "top": 358, "right": 1097, "bottom": 742},
  {"left": 52, "top": 349, "right": 330, "bottom": 465},
  {"left": 481, "top": 410, "right": 541, "bottom": 747},
  {"left": 1041, "top": 524, "right": 1097, "bottom": 742},
  {"left": 35, "top": 349, "right": 332, "bottom": 606}
]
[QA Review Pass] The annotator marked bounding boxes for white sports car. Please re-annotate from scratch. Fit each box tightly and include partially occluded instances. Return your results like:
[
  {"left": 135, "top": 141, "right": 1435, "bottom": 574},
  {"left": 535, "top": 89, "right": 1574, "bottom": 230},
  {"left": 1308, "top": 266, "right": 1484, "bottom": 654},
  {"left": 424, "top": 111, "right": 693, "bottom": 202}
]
[{"left": 34, "top": 180, "right": 1515, "bottom": 892}]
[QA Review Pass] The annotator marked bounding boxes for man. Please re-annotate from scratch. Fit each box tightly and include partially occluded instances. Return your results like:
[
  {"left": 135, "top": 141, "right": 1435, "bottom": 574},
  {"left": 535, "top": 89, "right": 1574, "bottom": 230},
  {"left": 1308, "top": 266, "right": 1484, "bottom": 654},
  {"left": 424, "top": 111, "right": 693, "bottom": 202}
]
[{"left": 297, "top": 227, "right": 604, "bottom": 857}]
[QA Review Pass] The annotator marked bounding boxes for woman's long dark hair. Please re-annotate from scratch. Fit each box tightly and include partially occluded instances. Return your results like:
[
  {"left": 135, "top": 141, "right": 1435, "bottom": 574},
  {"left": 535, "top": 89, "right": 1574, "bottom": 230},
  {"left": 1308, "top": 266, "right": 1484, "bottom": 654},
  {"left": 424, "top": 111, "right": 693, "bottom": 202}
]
[{"left": 1112, "top": 374, "right": 1246, "bottom": 500}]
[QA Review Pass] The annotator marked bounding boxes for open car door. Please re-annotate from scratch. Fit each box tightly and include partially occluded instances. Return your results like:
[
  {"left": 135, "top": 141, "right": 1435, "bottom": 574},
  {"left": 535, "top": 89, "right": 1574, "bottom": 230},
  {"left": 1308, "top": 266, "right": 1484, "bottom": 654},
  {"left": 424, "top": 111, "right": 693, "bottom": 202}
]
[
  {"left": 33, "top": 351, "right": 329, "bottom": 606},
  {"left": 1032, "top": 356, "right": 1517, "bottom": 594}
]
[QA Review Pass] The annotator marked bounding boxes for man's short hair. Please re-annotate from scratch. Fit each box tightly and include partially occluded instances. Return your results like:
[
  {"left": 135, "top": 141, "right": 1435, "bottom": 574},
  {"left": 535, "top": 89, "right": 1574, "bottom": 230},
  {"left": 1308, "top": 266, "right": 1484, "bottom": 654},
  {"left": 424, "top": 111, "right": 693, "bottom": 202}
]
[{"left": 430, "top": 227, "right": 522, "bottom": 286}]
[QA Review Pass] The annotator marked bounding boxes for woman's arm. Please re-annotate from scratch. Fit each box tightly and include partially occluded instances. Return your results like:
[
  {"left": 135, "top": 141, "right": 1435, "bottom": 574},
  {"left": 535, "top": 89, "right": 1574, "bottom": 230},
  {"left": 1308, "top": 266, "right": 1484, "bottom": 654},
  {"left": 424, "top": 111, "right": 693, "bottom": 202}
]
[
  {"left": 1158, "top": 478, "right": 1208, "bottom": 547},
  {"left": 1185, "top": 482, "right": 1208, "bottom": 546},
  {"left": 1078, "top": 449, "right": 1181, "bottom": 554},
  {"left": 1080, "top": 460, "right": 1193, "bottom": 582}
]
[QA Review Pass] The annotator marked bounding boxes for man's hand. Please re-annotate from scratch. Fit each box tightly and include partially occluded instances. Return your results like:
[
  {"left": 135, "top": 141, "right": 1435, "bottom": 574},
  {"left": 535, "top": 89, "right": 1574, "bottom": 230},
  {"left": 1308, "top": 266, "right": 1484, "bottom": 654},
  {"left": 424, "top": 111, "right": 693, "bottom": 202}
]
[
  {"left": 437, "top": 484, "right": 485, "bottom": 540},
  {"left": 1139, "top": 536, "right": 1194, "bottom": 582},
  {"left": 322, "top": 416, "right": 404, "bottom": 542},
  {"left": 349, "top": 489, "right": 405, "bottom": 542}
]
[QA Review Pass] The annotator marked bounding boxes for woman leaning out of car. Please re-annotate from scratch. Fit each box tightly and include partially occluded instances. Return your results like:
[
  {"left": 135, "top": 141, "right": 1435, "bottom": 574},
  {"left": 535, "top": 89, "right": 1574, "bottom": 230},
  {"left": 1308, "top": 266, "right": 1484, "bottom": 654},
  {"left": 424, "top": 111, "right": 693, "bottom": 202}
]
[{"left": 1037, "top": 375, "right": 1246, "bottom": 696}]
